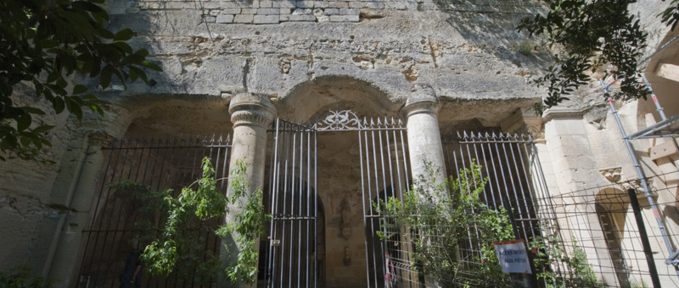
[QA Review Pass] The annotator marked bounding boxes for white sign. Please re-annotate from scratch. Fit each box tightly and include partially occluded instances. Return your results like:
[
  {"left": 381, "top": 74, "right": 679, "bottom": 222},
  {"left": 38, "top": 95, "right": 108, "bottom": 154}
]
[{"left": 494, "top": 240, "right": 532, "bottom": 274}]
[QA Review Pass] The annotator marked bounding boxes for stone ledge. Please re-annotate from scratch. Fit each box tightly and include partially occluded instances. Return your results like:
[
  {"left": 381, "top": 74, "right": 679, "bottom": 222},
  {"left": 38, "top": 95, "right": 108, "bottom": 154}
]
[{"left": 542, "top": 106, "right": 589, "bottom": 122}]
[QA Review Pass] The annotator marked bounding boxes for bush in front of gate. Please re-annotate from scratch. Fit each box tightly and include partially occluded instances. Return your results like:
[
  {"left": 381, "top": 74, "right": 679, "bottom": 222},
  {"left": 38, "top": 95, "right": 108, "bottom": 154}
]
[
  {"left": 375, "top": 162, "right": 515, "bottom": 287},
  {"left": 139, "top": 158, "right": 266, "bottom": 286},
  {"left": 376, "top": 162, "right": 604, "bottom": 288}
]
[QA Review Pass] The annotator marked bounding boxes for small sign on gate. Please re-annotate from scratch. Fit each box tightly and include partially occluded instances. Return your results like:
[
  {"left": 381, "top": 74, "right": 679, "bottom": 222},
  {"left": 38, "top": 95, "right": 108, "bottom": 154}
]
[{"left": 494, "top": 240, "right": 532, "bottom": 274}]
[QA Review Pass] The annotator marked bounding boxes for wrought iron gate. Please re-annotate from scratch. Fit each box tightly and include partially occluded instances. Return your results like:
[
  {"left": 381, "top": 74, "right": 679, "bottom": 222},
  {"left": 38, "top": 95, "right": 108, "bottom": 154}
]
[
  {"left": 355, "top": 116, "right": 418, "bottom": 288},
  {"left": 443, "top": 131, "right": 565, "bottom": 286},
  {"left": 264, "top": 111, "right": 419, "bottom": 288},
  {"left": 76, "top": 135, "right": 231, "bottom": 288},
  {"left": 265, "top": 119, "right": 319, "bottom": 288}
]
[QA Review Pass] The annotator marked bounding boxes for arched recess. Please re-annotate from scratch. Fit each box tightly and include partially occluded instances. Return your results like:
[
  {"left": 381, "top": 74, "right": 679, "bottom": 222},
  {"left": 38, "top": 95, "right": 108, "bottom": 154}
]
[
  {"left": 266, "top": 75, "right": 419, "bottom": 287},
  {"left": 276, "top": 75, "right": 403, "bottom": 123},
  {"left": 119, "top": 96, "right": 233, "bottom": 138},
  {"left": 70, "top": 96, "right": 234, "bottom": 288},
  {"left": 595, "top": 188, "right": 631, "bottom": 288}
]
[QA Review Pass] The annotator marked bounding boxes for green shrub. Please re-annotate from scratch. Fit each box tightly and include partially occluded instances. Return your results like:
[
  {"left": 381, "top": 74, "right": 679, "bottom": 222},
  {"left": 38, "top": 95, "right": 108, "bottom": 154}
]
[
  {"left": 376, "top": 163, "right": 514, "bottom": 287},
  {"left": 0, "top": 268, "right": 48, "bottom": 288}
]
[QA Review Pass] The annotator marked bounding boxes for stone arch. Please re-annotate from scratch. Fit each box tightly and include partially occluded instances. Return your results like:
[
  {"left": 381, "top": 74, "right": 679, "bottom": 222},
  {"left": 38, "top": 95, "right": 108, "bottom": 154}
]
[
  {"left": 276, "top": 75, "right": 405, "bottom": 123},
  {"left": 112, "top": 95, "right": 233, "bottom": 138},
  {"left": 66, "top": 94, "right": 236, "bottom": 287}
]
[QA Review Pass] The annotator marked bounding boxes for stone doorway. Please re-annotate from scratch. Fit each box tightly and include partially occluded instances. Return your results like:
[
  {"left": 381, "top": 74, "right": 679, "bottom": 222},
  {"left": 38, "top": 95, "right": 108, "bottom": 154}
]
[
  {"left": 316, "top": 130, "right": 365, "bottom": 288},
  {"left": 263, "top": 110, "right": 419, "bottom": 288}
]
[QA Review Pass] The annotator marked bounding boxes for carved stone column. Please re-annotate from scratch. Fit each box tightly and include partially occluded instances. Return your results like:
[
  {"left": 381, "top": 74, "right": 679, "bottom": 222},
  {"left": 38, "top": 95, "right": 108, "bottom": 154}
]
[
  {"left": 402, "top": 93, "right": 447, "bottom": 189},
  {"left": 223, "top": 93, "right": 276, "bottom": 284},
  {"left": 227, "top": 93, "right": 277, "bottom": 193}
]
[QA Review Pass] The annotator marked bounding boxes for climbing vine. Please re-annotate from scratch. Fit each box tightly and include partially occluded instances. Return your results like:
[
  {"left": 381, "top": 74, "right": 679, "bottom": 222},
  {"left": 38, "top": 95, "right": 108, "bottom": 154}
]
[
  {"left": 141, "top": 157, "right": 267, "bottom": 285},
  {"left": 216, "top": 160, "right": 267, "bottom": 284}
]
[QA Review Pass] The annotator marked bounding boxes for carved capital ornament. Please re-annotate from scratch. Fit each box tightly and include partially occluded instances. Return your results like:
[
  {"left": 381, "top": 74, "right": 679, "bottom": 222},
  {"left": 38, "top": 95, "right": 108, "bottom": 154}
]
[{"left": 228, "top": 93, "right": 276, "bottom": 128}]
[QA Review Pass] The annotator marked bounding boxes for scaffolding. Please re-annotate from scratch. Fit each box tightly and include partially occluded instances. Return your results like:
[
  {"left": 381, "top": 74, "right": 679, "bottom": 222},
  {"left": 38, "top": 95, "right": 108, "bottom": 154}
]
[{"left": 602, "top": 72, "right": 679, "bottom": 286}]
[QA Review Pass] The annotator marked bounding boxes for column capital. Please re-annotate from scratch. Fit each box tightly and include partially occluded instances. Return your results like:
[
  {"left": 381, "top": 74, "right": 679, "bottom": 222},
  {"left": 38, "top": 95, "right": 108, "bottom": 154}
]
[
  {"left": 401, "top": 96, "right": 440, "bottom": 118},
  {"left": 228, "top": 93, "right": 277, "bottom": 128},
  {"left": 401, "top": 84, "right": 440, "bottom": 118}
]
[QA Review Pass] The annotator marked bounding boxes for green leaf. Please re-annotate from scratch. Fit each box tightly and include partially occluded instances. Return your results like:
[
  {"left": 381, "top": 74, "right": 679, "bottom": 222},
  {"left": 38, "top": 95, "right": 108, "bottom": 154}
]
[
  {"left": 33, "top": 125, "right": 55, "bottom": 134},
  {"left": 114, "top": 28, "right": 135, "bottom": 41},
  {"left": 16, "top": 113, "right": 32, "bottom": 131},
  {"left": 142, "top": 60, "right": 162, "bottom": 71},
  {"left": 72, "top": 84, "right": 87, "bottom": 95},
  {"left": 51, "top": 97, "right": 65, "bottom": 114},
  {"left": 65, "top": 97, "right": 83, "bottom": 119},
  {"left": 21, "top": 107, "right": 46, "bottom": 115},
  {"left": 100, "top": 65, "right": 114, "bottom": 88}
]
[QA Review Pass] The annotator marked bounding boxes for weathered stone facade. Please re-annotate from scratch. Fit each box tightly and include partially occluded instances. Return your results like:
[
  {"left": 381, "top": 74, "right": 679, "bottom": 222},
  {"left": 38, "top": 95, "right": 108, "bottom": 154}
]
[{"left": 2, "top": 0, "right": 679, "bottom": 287}]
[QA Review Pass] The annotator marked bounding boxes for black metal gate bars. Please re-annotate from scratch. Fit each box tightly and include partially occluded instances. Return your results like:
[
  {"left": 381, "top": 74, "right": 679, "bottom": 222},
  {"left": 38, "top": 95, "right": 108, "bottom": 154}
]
[
  {"left": 443, "top": 131, "right": 565, "bottom": 286},
  {"left": 265, "top": 119, "right": 319, "bottom": 288},
  {"left": 75, "top": 114, "right": 559, "bottom": 288},
  {"left": 263, "top": 111, "right": 420, "bottom": 288},
  {"left": 76, "top": 135, "right": 231, "bottom": 288},
  {"left": 356, "top": 117, "right": 417, "bottom": 288}
]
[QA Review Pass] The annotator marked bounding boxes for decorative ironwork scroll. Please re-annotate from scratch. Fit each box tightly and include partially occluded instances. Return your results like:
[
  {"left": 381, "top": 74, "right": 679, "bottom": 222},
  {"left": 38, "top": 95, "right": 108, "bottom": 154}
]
[{"left": 313, "top": 110, "right": 363, "bottom": 131}]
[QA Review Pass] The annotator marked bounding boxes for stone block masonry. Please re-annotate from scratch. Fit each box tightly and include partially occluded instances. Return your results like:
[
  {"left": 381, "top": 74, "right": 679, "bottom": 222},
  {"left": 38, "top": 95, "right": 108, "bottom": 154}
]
[{"left": 134, "top": 0, "right": 435, "bottom": 24}]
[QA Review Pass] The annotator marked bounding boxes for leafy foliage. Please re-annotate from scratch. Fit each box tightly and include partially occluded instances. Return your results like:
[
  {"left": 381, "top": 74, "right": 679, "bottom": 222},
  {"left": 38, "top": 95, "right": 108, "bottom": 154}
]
[
  {"left": 140, "top": 158, "right": 224, "bottom": 280},
  {"left": 0, "top": 0, "right": 160, "bottom": 161},
  {"left": 530, "top": 236, "right": 603, "bottom": 288},
  {"left": 107, "top": 181, "right": 168, "bottom": 243},
  {"left": 216, "top": 160, "right": 268, "bottom": 284},
  {"left": 141, "top": 158, "right": 267, "bottom": 285},
  {"left": 376, "top": 163, "right": 515, "bottom": 287},
  {"left": 519, "top": 0, "right": 650, "bottom": 107},
  {"left": 661, "top": 0, "right": 679, "bottom": 30},
  {"left": 0, "top": 268, "right": 49, "bottom": 288}
]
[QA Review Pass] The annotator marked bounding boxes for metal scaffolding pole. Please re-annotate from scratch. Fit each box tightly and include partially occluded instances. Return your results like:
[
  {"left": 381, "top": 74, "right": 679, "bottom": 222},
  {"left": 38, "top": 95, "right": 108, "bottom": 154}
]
[
  {"left": 607, "top": 98, "right": 679, "bottom": 277},
  {"left": 601, "top": 70, "right": 679, "bottom": 281}
]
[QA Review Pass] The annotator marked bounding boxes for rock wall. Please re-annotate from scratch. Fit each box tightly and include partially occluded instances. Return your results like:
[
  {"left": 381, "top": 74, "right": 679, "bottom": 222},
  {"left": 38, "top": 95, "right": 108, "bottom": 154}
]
[
  {"left": 103, "top": 0, "right": 544, "bottom": 114},
  {"left": 3, "top": 0, "right": 677, "bottom": 286}
]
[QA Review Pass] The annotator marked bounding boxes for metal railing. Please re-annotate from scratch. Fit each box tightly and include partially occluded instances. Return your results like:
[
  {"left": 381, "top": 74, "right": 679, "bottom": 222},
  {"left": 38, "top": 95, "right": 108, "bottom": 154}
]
[{"left": 75, "top": 135, "right": 231, "bottom": 288}]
